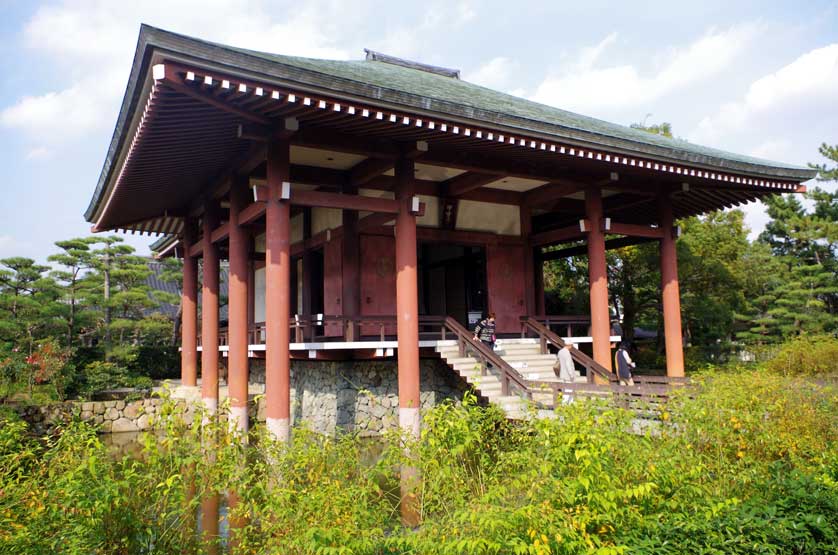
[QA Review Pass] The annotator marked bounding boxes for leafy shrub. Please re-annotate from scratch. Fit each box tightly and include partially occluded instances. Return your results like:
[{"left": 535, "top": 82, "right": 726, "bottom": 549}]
[
  {"left": 0, "top": 371, "right": 836, "bottom": 554},
  {"left": 764, "top": 334, "right": 838, "bottom": 376},
  {"left": 76, "top": 361, "right": 152, "bottom": 398}
]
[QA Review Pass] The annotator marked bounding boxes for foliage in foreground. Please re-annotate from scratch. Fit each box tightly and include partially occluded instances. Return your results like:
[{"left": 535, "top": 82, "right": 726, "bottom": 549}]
[{"left": 0, "top": 370, "right": 836, "bottom": 555}]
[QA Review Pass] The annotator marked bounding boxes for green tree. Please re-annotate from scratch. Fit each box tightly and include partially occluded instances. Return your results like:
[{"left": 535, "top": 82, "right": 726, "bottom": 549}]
[
  {"left": 0, "top": 258, "right": 59, "bottom": 353},
  {"left": 756, "top": 189, "right": 838, "bottom": 337},
  {"left": 48, "top": 238, "right": 97, "bottom": 347}
]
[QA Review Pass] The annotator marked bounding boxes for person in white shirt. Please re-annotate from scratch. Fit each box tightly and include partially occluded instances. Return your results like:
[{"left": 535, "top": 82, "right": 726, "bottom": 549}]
[{"left": 554, "top": 342, "right": 577, "bottom": 404}]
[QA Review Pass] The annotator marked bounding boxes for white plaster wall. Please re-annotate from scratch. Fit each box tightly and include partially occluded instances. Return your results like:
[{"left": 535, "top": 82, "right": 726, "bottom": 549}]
[
  {"left": 417, "top": 194, "right": 440, "bottom": 227},
  {"left": 456, "top": 200, "right": 521, "bottom": 235},
  {"left": 291, "top": 213, "right": 304, "bottom": 243},
  {"left": 312, "top": 207, "right": 342, "bottom": 234},
  {"left": 254, "top": 266, "right": 266, "bottom": 323}
]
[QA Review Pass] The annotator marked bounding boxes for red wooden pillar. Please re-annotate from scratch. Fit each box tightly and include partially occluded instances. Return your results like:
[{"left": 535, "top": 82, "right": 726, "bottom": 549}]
[
  {"left": 659, "top": 196, "right": 685, "bottom": 377},
  {"left": 395, "top": 156, "right": 421, "bottom": 526},
  {"left": 521, "top": 206, "right": 536, "bottom": 317},
  {"left": 181, "top": 219, "right": 198, "bottom": 387},
  {"left": 201, "top": 204, "right": 220, "bottom": 416},
  {"left": 200, "top": 493, "right": 220, "bottom": 554},
  {"left": 228, "top": 177, "right": 250, "bottom": 437},
  {"left": 395, "top": 157, "right": 420, "bottom": 436},
  {"left": 342, "top": 185, "right": 361, "bottom": 340},
  {"left": 585, "top": 187, "right": 612, "bottom": 380},
  {"left": 535, "top": 255, "right": 545, "bottom": 316},
  {"left": 265, "top": 139, "right": 292, "bottom": 442}
]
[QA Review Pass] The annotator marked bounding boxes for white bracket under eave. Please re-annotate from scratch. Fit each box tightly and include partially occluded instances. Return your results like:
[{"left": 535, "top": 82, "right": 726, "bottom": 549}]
[
  {"left": 152, "top": 64, "right": 166, "bottom": 81},
  {"left": 604, "top": 217, "right": 612, "bottom": 231},
  {"left": 410, "top": 196, "right": 421, "bottom": 214},
  {"left": 579, "top": 219, "right": 588, "bottom": 232},
  {"left": 280, "top": 181, "right": 291, "bottom": 200}
]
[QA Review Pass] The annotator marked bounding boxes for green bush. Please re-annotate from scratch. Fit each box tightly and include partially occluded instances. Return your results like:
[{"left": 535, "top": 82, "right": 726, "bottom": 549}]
[
  {"left": 764, "top": 334, "right": 838, "bottom": 376},
  {"left": 0, "top": 371, "right": 836, "bottom": 554}
]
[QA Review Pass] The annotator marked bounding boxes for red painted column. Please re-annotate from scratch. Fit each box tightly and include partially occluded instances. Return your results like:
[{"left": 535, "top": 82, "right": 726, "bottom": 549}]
[
  {"left": 659, "top": 196, "right": 685, "bottom": 377},
  {"left": 181, "top": 219, "right": 198, "bottom": 387},
  {"left": 535, "top": 256, "right": 545, "bottom": 316},
  {"left": 201, "top": 205, "right": 220, "bottom": 416},
  {"left": 228, "top": 177, "right": 250, "bottom": 437},
  {"left": 585, "top": 187, "right": 612, "bottom": 381},
  {"left": 394, "top": 157, "right": 420, "bottom": 437},
  {"left": 521, "top": 206, "right": 536, "bottom": 317},
  {"left": 395, "top": 157, "right": 421, "bottom": 526},
  {"left": 265, "top": 139, "right": 292, "bottom": 442},
  {"left": 342, "top": 185, "right": 361, "bottom": 340}
]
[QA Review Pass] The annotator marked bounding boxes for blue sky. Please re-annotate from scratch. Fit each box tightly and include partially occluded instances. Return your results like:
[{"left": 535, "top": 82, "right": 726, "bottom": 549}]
[{"left": 1, "top": 0, "right": 836, "bottom": 263}]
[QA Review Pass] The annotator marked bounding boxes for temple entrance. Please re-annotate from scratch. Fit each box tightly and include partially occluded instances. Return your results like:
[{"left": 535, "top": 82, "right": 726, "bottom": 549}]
[{"left": 418, "top": 244, "right": 487, "bottom": 328}]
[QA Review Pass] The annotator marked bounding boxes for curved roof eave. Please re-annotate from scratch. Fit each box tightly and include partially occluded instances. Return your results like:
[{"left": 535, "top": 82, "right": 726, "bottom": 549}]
[{"left": 86, "top": 25, "right": 816, "bottom": 223}]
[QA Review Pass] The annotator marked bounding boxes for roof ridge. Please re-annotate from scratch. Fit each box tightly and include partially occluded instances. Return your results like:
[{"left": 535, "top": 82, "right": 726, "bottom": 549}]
[{"left": 363, "top": 49, "right": 460, "bottom": 79}]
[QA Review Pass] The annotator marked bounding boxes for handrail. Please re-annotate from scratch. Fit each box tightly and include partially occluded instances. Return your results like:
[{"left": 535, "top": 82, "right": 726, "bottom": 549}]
[
  {"left": 441, "top": 316, "right": 531, "bottom": 398},
  {"left": 520, "top": 316, "right": 616, "bottom": 383}
]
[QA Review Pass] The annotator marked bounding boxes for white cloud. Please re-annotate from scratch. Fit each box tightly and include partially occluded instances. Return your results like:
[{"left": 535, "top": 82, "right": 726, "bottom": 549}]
[
  {"left": 1, "top": 68, "right": 127, "bottom": 144},
  {"left": 528, "top": 23, "right": 760, "bottom": 118},
  {"left": 25, "top": 147, "right": 52, "bottom": 161},
  {"left": 1, "top": 0, "right": 362, "bottom": 152},
  {"left": 691, "top": 44, "right": 838, "bottom": 145},
  {"left": 0, "top": 235, "right": 31, "bottom": 258},
  {"left": 466, "top": 57, "right": 519, "bottom": 90}
]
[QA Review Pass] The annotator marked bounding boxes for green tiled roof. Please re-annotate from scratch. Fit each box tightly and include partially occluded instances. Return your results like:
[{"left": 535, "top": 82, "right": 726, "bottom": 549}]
[{"left": 85, "top": 25, "right": 814, "bottom": 223}]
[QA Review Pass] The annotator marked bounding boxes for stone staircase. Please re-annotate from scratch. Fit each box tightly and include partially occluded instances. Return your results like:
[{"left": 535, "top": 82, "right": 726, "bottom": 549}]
[{"left": 436, "top": 338, "right": 587, "bottom": 418}]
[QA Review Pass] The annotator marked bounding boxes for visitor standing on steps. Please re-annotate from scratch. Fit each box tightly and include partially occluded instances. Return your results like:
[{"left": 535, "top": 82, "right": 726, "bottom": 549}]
[
  {"left": 554, "top": 342, "right": 577, "bottom": 382},
  {"left": 473, "top": 312, "right": 496, "bottom": 350},
  {"left": 616, "top": 341, "right": 636, "bottom": 386},
  {"left": 554, "top": 341, "right": 577, "bottom": 404}
]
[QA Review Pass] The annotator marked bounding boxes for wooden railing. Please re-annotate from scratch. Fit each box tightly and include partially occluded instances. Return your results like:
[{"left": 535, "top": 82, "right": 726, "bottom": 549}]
[
  {"left": 525, "top": 314, "right": 592, "bottom": 338},
  {"left": 520, "top": 316, "right": 616, "bottom": 383},
  {"left": 202, "top": 315, "right": 455, "bottom": 346},
  {"left": 440, "top": 316, "right": 531, "bottom": 398},
  {"left": 525, "top": 378, "right": 690, "bottom": 411}
]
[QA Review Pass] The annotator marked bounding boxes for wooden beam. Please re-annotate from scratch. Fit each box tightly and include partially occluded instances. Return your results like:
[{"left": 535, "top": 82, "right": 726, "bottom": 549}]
[
  {"left": 415, "top": 227, "right": 524, "bottom": 246},
  {"left": 540, "top": 235, "right": 659, "bottom": 261},
  {"left": 188, "top": 241, "right": 202, "bottom": 257},
  {"left": 523, "top": 181, "right": 583, "bottom": 207},
  {"left": 156, "top": 64, "right": 270, "bottom": 125},
  {"left": 292, "top": 128, "right": 401, "bottom": 158},
  {"left": 239, "top": 202, "right": 266, "bottom": 225},
  {"left": 237, "top": 118, "right": 300, "bottom": 142},
  {"left": 290, "top": 190, "right": 400, "bottom": 213},
  {"left": 251, "top": 186, "right": 405, "bottom": 214},
  {"left": 604, "top": 221, "right": 665, "bottom": 239},
  {"left": 349, "top": 158, "right": 395, "bottom": 188},
  {"left": 210, "top": 222, "right": 230, "bottom": 244},
  {"left": 442, "top": 172, "right": 498, "bottom": 197},
  {"left": 531, "top": 223, "right": 587, "bottom": 247}
]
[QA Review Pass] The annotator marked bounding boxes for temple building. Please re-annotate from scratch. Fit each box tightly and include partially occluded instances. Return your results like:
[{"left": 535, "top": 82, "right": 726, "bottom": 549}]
[{"left": 85, "top": 25, "right": 814, "bottom": 440}]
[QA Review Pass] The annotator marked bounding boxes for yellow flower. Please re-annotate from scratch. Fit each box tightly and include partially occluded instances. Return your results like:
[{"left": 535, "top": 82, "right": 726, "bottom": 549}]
[{"left": 736, "top": 450, "right": 745, "bottom": 459}]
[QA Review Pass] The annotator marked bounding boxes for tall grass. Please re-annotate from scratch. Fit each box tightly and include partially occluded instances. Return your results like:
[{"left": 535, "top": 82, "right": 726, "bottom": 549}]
[{"left": 1, "top": 369, "right": 836, "bottom": 554}]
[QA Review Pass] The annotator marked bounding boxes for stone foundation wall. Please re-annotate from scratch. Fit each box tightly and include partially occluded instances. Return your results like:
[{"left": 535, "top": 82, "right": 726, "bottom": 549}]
[
  {"left": 248, "top": 357, "right": 468, "bottom": 436},
  {"left": 14, "top": 358, "right": 470, "bottom": 437},
  {"left": 14, "top": 397, "right": 173, "bottom": 435}
]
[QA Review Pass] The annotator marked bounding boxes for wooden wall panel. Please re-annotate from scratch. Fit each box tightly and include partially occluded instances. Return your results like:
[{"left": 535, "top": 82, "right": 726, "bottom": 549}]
[
  {"left": 486, "top": 244, "right": 526, "bottom": 333},
  {"left": 323, "top": 239, "right": 342, "bottom": 336},
  {"left": 360, "top": 235, "right": 397, "bottom": 336}
]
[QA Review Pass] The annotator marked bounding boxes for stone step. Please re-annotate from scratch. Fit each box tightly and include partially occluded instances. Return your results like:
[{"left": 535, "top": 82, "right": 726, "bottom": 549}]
[{"left": 500, "top": 353, "right": 557, "bottom": 362}]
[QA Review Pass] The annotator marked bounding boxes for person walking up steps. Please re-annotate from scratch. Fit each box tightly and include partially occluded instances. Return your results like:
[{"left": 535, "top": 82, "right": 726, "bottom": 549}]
[{"left": 473, "top": 312, "right": 496, "bottom": 350}]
